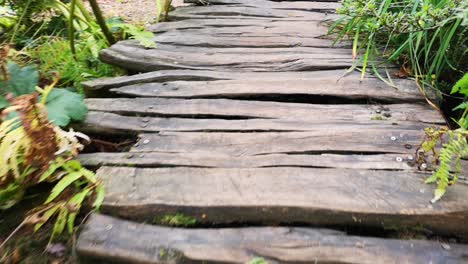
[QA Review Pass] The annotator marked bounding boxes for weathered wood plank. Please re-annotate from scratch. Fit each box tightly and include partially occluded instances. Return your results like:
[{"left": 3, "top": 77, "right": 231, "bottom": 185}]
[
  {"left": 149, "top": 19, "right": 331, "bottom": 37},
  {"left": 78, "top": 214, "right": 468, "bottom": 264},
  {"left": 85, "top": 98, "right": 443, "bottom": 124},
  {"left": 184, "top": 0, "right": 341, "bottom": 12},
  {"left": 153, "top": 30, "right": 342, "bottom": 48},
  {"left": 95, "top": 166, "right": 468, "bottom": 236},
  {"left": 79, "top": 152, "right": 416, "bottom": 170},
  {"left": 81, "top": 111, "right": 432, "bottom": 142},
  {"left": 83, "top": 69, "right": 403, "bottom": 92},
  {"left": 169, "top": 5, "right": 338, "bottom": 21},
  {"left": 109, "top": 76, "right": 425, "bottom": 102},
  {"left": 100, "top": 42, "right": 354, "bottom": 72},
  {"left": 131, "top": 130, "right": 425, "bottom": 155}
]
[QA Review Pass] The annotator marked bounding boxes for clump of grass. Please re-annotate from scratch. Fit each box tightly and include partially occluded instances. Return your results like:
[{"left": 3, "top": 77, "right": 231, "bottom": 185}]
[
  {"left": 26, "top": 36, "right": 122, "bottom": 92},
  {"left": 331, "top": 0, "right": 467, "bottom": 95},
  {"left": 156, "top": 213, "right": 197, "bottom": 227}
]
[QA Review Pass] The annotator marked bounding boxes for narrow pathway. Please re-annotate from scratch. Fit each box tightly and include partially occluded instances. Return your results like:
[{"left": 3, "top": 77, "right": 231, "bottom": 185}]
[{"left": 76, "top": 0, "right": 468, "bottom": 263}]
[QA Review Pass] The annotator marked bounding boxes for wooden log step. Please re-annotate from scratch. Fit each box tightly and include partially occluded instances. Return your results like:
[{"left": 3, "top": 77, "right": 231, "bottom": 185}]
[
  {"left": 94, "top": 166, "right": 468, "bottom": 236},
  {"left": 152, "top": 29, "right": 342, "bottom": 48},
  {"left": 100, "top": 42, "right": 354, "bottom": 72},
  {"left": 184, "top": 0, "right": 341, "bottom": 12},
  {"left": 83, "top": 69, "right": 406, "bottom": 92},
  {"left": 149, "top": 19, "right": 331, "bottom": 37},
  {"left": 81, "top": 111, "right": 432, "bottom": 140},
  {"left": 77, "top": 214, "right": 468, "bottom": 264},
  {"left": 79, "top": 152, "right": 417, "bottom": 170},
  {"left": 169, "top": 5, "right": 339, "bottom": 21},
  {"left": 130, "top": 130, "right": 424, "bottom": 155},
  {"left": 85, "top": 98, "right": 443, "bottom": 124},
  {"left": 109, "top": 77, "right": 425, "bottom": 103}
]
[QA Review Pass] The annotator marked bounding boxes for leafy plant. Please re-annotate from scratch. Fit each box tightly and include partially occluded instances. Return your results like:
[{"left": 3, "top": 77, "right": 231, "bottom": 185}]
[
  {"left": 0, "top": 61, "right": 87, "bottom": 127},
  {"left": 331, "top": 0, "right": 467, "bottom": 94},
  {"left": 0, "top": 83, "right": 104, "bottom": 246},
  {"left": 419, "top": 127, "right": 467, "bottom": 203},
  {"left": 451, "top": 73, "right": 468, "bottom": 128},
  {"left": 418, "top": 74, "right": 467, "bottom": 203}
]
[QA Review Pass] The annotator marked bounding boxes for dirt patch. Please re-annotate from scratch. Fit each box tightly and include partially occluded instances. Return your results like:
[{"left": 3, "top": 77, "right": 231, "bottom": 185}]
[{"left": 95, "top": 0, "right": 189, "bottom": 25}]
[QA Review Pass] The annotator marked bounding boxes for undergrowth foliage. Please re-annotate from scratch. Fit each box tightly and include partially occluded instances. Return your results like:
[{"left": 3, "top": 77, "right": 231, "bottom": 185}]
[{"left": 0, "top": 60, "right": 103, "bottom": 246}]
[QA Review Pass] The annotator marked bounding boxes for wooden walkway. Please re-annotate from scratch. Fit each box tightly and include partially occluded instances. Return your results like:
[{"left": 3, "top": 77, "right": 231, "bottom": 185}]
[{"left": 76, "top": 0, "right": 468, "bottom": 263}]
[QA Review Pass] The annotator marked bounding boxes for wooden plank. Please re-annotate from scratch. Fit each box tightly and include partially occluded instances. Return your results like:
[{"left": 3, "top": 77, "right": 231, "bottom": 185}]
[
  {"left": 94, "top": 166, "right": 468, "bottom": 236},
  {"left": 85, "top": 98, "right": 444, "bottom": 124},
  {"left": 81, "top": 111, "right": 431, "bottom": 140},
  {"left": 131, "top": 130, "right": 425, "bottom": 155},
  {"left": 79, "top": 152, "right": 416, "bottom": 170},
  {"left": 109, "top": 76, "right": 425, "bottom": 102},
  {"left": 184, "top": 0, "right": 341, "bottom": 12},
  {"left": 83, "top": 70, "right": 403, "bottom": 91},
  {"left": 78, "top": 214, "right": 468, "bottom": 264},
  {"left": 100, "top": 42, "right": 354, "bottom": 72},
  {"left": 169, "top": 5, "right": 339, "bottom": 21},
  {"left": 153, "top": 29, "right": 343, "bottom": 48},
  {"left": 149, "top": 19, "right": 331, "bottom": 37}
]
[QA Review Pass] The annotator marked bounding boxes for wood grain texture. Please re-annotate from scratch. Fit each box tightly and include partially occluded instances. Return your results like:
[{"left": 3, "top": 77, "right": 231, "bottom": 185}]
[
  {"left": 184, "top": 0, "right": 341, "bottom": 11},
  {"left": 169, "top": 5, "right": 339, "bottom": 21},
  {"left": 94, "top": 166, "right": 468, "bottom": 236},
  {"left": 149, "top": 19, "right": 331, "bottom": 36},
  {"left": 83, "top": 69, "right": 408, "bottom": 92},
  {"left": 77, "top": 214, "right": 468, "bottom": 264},
  {"left": 130, "top": 130, "right": 426, "bottom": 155},
  {"left": 78, "top": 152, "right": 417, "bottom": 170},
  {"left": 81, "top": 111, "right": 433, "bottom": 143},
  {"left": 85, "top": 98, "right": 443, "bottom": 124},
  {"left": 109, "top": 77, "right": 425, "bottom": 102}
]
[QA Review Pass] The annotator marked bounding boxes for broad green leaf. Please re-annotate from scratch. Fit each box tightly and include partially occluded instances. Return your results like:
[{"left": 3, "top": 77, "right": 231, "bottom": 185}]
[
  {"left": 43, "top": 89, "right": 88, "bottom": 127},
  {"left": 0, "top": 62, "right": 39, "bottom": 101},
  {"left": 46, "top": 171, "right": 83, "bottom": 204}
]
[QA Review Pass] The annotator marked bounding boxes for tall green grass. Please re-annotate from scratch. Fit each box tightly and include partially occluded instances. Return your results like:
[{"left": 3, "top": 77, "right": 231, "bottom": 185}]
[{"left": 331, "top": 0, "right": 467, "bottom": 95}]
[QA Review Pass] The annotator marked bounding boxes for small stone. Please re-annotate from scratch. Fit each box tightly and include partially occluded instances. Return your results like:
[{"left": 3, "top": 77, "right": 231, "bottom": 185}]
[
  {"left": 404, "top": 144, "right": 412, "bottom": 149},
  {"left": 142, "top": 117, "right": 150, "bottom": 122},
  {"left": 126, "top": 154, "right": 134, "bottom": 159},
  {"left": 139, "top": 154, "right": 145, "bottom": 158},
  {"left": 407, "top": 155, "right": 414, "bottom": 161},
  {"left": 106, "top": 224, "right": 113, "bottom": 231},
  {"left": 375, "top": 109, "right": 382, "bottom": 114},
  {"left": 396, "top": 157, "right": 403, "bottom": 162},
  {"left": 419, "top": 189, "right": 425, "bottom": 194},
  {"left": 148, "top": 106, "right": 154, "bottom": 109},
  {"left": 355, "top": 242, "right": 365, "bottom": 248},
  {"left": 141, "top": 123, "right": 148, "bottom": 128},
  {"left": 143, "top": 139, "right": 150, "bottom": 145},
  {"left": 427, "top": 204, "right": 433, "bottom": 209},
  {"left": 390, "top": 136, "right": 397, "bottom": 141},
  {"left": 421, "top": 163, "right": 428, "bottom": 170},
  {"left": 134, "top": 143, "right": 139, "bottom": 147},
  {"left": 441, "top": 243, "right": 451, "bottom": 250},
  {"left": 383, "top": 112, "right": 392, "bottom": 118}
]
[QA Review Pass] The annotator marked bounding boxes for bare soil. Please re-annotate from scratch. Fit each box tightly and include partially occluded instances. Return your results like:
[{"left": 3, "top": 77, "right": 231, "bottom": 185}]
[{"left": 95, "top": 0, "right": 189, "bottom": 25}]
